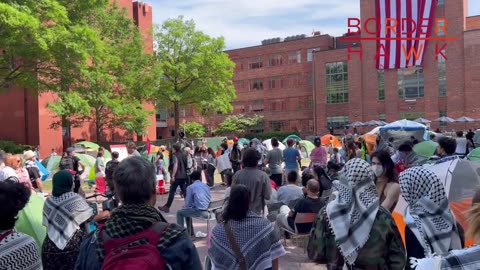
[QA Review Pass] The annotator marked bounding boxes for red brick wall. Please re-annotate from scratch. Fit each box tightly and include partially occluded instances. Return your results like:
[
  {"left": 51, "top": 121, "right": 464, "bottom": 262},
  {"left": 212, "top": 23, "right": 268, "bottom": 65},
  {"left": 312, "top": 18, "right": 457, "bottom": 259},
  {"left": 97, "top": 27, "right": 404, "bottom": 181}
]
[{"left": 467, "top": 16, "right": 480, "bottom": 30}]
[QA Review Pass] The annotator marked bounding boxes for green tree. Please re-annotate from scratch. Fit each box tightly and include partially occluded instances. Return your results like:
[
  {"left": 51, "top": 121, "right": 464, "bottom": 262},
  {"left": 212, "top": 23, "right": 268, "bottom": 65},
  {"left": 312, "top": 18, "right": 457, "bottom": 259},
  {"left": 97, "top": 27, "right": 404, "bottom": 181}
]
[
  {"left": 48, "top": 4, "right": 155, "bottom": 142},
  {"left": 180, "top": 122, "right": 206, "bottom": 138},
  {"left": 153, "top": 16, "right": 236, "bottom": 139},
  {"left": 0, "top": 0, "right": 105, "bottom": 91},
  {"left": 214, "top": 114, "right": 264, "bottom": 135}
]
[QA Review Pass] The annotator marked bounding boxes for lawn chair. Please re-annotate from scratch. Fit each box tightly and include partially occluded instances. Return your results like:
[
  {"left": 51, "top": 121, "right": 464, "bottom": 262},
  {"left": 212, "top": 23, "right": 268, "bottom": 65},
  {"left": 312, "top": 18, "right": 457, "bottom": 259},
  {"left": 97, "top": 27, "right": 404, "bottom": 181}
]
[
  {"left": 280, "top": 212, "right": 317, "bottom": 253},
  {"left": 191, "top": 199, "right": 224, "bottom": 234}
]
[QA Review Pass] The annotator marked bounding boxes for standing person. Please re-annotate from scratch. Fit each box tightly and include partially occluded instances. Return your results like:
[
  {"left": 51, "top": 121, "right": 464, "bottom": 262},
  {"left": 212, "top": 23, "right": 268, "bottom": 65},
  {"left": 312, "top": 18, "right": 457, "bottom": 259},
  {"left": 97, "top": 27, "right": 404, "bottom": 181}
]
[
  {"left": 455, "top": 131, "right": 468, "bottom": 157},
  {"left": 283, "top": 139, "right": 301, "bottom": 183},
  {"left": 435, "top": 137, "right": 457, "bottom": 164},
  {"left": 309, "top": 137, "right": 327, "bottom": 169},
  {"left": 345, "top": 141, "right": 357, "bottom": 162},
  {"left": 94, "top": 150, "right": 106, "bottom": 191},
  {"left": 59, "top": 148, "right": 85, "bottom": 194},
  {"left": 466, "top": 131, "right": 476, "bottom": 154},
  {"left": 399, "top": 167, "right": 462, "bottom": 267},
  {"left": 50, "top": 148, "right": 57, "bottom": 157},
  {"left": 217, "top": 143, "right": 233, "bottom": 185},
  {"left": 176, "top": 170, "right": 211, "bottom": 238},
  {"left": 208, "top": 185, "right": 285, "bottom": 270},
  {"left": 250, "top": 138, "right": 267, "bottom": 169},
  {"left": 295, "top": 141, "right": 303, "bottom": 168},
  {"left": 232, "top": 148, "right": 271, "bottom": 215},
  {"left": 229, "top": 137, "right": 242, "bottom": 174},
  {"left": 126, "top": 141, "right": 141, "bottom": 157},
  {"left": 154, "top": 151, "right": 168, "bottom": 182},
  {"left": 184, "top": 147, "right": 196, "bottom": 185},
  {"left": 104, "top": 151, "right": 120, "bottom": 192},
  {"left": 0, "top": 181, "right": 42, "bottom": 270},
  {"left": 308, "top": 159, "right": 406, "bottom": 269},
  {"left": 34, "top": 146, "right": 40, "bottom": 161},
  {"left": 312, "top": 165, "right": 332, "bottom": 197},
  {"left": 158, "top": 144, "right": 188, "bottom": 213},
  {"left": 75, "top": 157, "right": 202, "bottom": 270},
  {"left": 24, "top": 150, "right": 44, "bottom": 193},
  {"left": 42, "top": 170, "right": 93, "bottom": 270},
  {"left": 206, "top": 147, "right": 216, "bottom": 187},
  {"left": 265, "top": 137, "right": 283, "bottom": 187},
  {"left": 8, "top": 154, "right": 32, "bottom": 189},
  {"left": 371, "top": 150, "right": 400, "bottom": 213}
]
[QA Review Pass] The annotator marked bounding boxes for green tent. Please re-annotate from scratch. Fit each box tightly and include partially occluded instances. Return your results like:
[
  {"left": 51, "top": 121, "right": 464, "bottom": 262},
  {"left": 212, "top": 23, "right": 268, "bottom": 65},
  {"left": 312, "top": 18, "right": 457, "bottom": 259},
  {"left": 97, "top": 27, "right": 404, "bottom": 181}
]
[
  {"left": 74, "top": 141, "right": 100, "bottom": 149},
  {"left": 299, "top": 140, "right": 315, "bottom": 154},
  {"left": 238, "top": 138, "right": 250, "bottom": 146},
  {"left": 15, "top": 194, "right": 46, "bottom": 249},
  {"left": 282, "top": 135, "right": 302, "bottom": 145},
  {"left": 467, "top": 147, "right": 480, "bottom": 162},
  {"left": 413, "top": 141, "right": 438, "bottom": 158}
]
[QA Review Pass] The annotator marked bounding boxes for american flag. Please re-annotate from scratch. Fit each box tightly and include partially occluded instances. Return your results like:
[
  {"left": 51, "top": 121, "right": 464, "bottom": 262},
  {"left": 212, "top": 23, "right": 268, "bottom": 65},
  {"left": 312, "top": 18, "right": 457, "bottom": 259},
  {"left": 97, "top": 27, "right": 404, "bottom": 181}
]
[{"left": 376, "top": 0, "right": 436, "bottom": 69}]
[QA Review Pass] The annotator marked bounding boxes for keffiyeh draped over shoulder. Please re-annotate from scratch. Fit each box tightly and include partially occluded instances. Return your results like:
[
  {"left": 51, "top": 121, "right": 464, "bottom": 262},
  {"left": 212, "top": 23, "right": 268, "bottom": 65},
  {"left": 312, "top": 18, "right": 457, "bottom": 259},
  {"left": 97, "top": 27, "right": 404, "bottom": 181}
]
[
  {"left": 326, "top": 158, "right": 379, "bottom": 265},
  {"left": 43, "top": 192, "right": 92, "bottom": 250},
  {"left": 399, "top": 167, "right": 462, "bottom": 257}
]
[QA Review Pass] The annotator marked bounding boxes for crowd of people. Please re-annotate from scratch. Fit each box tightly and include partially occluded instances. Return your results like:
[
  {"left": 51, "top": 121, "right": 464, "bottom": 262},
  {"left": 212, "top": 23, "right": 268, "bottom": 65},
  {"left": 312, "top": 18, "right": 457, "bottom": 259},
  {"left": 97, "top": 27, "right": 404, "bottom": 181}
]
[{"left": 0, "top": 128, "right": 479, "bottom": 269}]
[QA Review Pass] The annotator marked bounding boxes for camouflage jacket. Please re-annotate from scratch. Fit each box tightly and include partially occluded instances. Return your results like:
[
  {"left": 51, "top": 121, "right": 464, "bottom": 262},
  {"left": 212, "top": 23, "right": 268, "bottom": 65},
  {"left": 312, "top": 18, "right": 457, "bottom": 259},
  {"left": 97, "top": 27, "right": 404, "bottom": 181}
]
[{"left": 307, "top": 206, "right": 406, "bottom": 270}]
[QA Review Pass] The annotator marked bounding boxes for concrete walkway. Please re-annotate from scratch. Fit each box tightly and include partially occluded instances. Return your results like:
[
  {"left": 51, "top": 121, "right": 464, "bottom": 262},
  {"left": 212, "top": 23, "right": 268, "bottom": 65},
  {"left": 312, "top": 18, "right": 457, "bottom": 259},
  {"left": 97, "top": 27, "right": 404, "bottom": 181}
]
[{"left": 155, "top": 184, "right": 326, "bottom": 270}]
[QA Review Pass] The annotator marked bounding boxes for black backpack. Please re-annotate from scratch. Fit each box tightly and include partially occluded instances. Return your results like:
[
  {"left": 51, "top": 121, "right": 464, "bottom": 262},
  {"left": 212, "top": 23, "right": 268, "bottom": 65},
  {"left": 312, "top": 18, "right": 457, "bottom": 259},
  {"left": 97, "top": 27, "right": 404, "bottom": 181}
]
[
  {"left": 59, "top": 156, "right": 75, "bottom": 170},
  {"left": 105, "top": 160, "right": 120, "bottom": 180}
]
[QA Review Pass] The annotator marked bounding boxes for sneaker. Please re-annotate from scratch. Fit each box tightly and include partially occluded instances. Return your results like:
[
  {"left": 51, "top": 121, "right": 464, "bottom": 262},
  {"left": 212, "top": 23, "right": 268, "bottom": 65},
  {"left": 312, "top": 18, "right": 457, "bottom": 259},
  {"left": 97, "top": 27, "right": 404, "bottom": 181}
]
[
  {"left": 195, "top": 231, "right": 207, "bottom": 238},
  {"left": 157, "top": 206, "right": 170, "bottom": 213}
]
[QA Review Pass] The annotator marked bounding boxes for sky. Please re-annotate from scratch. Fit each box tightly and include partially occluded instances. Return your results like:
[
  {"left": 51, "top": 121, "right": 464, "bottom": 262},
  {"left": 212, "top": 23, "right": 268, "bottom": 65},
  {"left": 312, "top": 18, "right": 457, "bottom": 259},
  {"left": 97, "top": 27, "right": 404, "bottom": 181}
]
[{"left": 151, "top": 0, "right": 480, "bottom": 50}]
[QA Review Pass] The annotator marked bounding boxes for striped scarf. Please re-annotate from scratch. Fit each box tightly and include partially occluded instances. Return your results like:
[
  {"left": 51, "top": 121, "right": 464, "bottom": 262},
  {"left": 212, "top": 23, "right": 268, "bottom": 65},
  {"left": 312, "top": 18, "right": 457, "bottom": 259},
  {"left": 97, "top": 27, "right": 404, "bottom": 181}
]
[{"left": 326, "top": 158, "right": 379, "bottom": 265}]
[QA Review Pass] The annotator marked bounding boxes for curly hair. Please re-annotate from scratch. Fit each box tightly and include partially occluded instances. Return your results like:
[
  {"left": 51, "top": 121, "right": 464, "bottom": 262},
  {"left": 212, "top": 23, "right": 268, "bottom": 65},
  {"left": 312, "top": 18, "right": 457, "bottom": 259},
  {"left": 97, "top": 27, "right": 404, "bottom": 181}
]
[{"left": 0, "top": 181, "right": 31, "bottom": 230}]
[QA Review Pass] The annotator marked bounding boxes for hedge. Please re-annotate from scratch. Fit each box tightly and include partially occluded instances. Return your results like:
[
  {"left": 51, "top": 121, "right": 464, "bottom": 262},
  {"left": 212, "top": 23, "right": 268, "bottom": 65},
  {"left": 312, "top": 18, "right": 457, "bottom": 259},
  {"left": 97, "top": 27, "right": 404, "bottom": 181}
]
[{"left": 0, "top": 141, "right": 35, "bottom": 154}]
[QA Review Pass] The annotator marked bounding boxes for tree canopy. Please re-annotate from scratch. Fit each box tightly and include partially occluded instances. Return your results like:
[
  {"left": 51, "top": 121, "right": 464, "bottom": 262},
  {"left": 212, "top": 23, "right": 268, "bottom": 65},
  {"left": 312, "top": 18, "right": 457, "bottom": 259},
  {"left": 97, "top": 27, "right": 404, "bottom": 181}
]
[
  {"left": 180, "top": 122, "right": 206, "bottom": 138},
  {"left": 214, "top": 114, "right": 264, "bottom": 135},
  {"left": 153, "top": 16, "right": 236, "bottom": 139}
]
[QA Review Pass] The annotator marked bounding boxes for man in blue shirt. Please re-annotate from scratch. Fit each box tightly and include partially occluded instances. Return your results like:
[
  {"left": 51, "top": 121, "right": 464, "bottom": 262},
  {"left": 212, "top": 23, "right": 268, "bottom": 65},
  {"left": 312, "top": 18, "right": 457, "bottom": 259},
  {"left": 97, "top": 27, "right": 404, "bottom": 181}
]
[
  {"left": 176, "top": 170, "right": 211, "bottom": 237},
  {"left": 283, "top": 139, "right": 301, "bottom": 183}
]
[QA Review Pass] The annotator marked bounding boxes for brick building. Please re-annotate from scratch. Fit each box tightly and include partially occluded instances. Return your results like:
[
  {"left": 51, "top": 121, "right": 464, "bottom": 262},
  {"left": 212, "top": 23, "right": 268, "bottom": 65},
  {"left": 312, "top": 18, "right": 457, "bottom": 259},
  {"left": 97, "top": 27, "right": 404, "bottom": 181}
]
[
  {"left": 168, "top": 0, "right": 480, "bottom": 138},
  {"left": 0, "top": 1, "right": 155, "bottom": 158}
]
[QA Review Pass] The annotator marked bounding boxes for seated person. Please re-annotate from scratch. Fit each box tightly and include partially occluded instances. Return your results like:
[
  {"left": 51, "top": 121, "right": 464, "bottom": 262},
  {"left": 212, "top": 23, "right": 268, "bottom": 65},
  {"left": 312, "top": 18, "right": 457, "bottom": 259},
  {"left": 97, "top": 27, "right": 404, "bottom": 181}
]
[
  {"left": 277, "top": 171, "right": 304, "bottom": 206},
  {"left": 177, "top": 170, "right": 211, "bottom": 237},
  {"left": 276, "top": 179, "right": 325, "bottom": 234}
]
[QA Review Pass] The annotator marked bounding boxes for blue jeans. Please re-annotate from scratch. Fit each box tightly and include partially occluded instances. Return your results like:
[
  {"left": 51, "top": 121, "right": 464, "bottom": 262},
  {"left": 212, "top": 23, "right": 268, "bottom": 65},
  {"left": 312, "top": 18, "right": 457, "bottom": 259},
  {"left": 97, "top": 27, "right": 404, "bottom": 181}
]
[{"left": 176, "top": 208, "right": 209, "bottom": 236}]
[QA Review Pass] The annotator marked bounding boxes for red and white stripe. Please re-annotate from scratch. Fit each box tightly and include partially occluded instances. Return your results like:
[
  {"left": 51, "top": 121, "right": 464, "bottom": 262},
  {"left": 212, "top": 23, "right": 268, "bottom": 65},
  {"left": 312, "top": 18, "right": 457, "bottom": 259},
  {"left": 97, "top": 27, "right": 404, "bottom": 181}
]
[{"left": 376, "top": 0, "right": 436, "bottom": 70}]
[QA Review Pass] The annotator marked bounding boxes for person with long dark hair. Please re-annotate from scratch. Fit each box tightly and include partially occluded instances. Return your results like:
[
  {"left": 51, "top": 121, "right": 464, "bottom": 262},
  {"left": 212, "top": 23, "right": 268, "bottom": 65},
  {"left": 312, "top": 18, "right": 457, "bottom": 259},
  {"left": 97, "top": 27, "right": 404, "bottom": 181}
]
[
  {"left": 0, "top": 181, "right": 42, "bottom": 269},
  {"left": 208, "top": 185, "right": 285, "bottom": 270},
  {"left": 371, "top": 150, "right": 400, "bottom": 212},
  {"left": 206, "top": 147, "right": 217, "bottom": 187},
  {"left": 312, "top": 165, "right": 332, "bottom": 197}
]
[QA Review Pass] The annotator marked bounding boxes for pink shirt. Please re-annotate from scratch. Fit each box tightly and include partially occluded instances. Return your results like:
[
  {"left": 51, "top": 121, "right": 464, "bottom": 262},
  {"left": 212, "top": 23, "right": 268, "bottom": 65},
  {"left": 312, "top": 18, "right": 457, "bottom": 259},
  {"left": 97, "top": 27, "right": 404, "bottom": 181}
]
[
  {"left": 310, "top": 146, "right": 327, "bottom": 167},
  {"left": 16, "top": 168, "right": 33, "bottom": 190}
]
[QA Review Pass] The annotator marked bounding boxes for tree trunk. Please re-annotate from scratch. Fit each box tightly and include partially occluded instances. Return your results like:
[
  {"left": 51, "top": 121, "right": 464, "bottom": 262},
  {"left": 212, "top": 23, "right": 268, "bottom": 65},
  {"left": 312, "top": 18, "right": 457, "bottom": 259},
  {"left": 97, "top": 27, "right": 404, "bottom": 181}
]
[
  {"left": 61, "top": 116, "right": 71, "bottom": 152},
  {"left": 174, "top": 101, "right": 180, "bottom": 141},
  {"left": 95, "top": 108, "right": 102, "bottom": 143}
]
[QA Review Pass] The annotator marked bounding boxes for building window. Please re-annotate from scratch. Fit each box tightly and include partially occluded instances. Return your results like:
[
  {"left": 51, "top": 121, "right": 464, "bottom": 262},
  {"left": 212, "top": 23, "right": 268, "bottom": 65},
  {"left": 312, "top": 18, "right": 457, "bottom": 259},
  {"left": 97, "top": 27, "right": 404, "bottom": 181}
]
[
  {"left": 439, "top": 110, "right": 448, "bottom": 128},
  {"left": 438, "top": 49, "right": 447, "bottom": 97},
  {"left": 287, "top": 73, "right": 301, "bottom": 88},
  {"left": 250, "top": 79, "right": 263, "bottom": 90},
  {"left": 379, "top": 113, "right": 386, "bottom": 122},
  {"left": 270, "top": 121, "right": 286, "bottom": 131},
  {"left": 234, "top": 80, "right": 244, "bottom": 91},
  {"left": 268, "top": 54, "right": 283, "bottom": 67},
  {"left": 248, "top": 57, "right": 263, "bottom": 69},
  {"left": 307, "top": 96, "right": 313, "bottom": 108},
  {"left": 269, "top": 77, "right": 283, "bottom": 89},
  {"left": 326, "top": 62, "right": 349, "bottom": 104},
  {"left": 399, "top": 111, "right": 424, "bottom": 120},
  {"left": 234, "top": 59, "right": 244, "bottom": 70},
  {"left": 251, "top": 100, "right": 264, "bottom": 112},
  {"left": 287, "top": 50, "right": 302, "bottom": 64},
  {"left": 327, "top": 116, "right": 349, "bottom": 129},
  {"left": 307, "top": 48, "right": 320, "bottom": 62},
  {"left": 378, "top": 70, "right": 385, "bottom": 101},
  {"left": 398, "top": 66, "right": 424, "bottom": 99},
  {"left": 437, "top": 19, "right": 446, "bottom": 36},
  {"left": 438, "top": 0, "right": 444, "bottom": 5}
]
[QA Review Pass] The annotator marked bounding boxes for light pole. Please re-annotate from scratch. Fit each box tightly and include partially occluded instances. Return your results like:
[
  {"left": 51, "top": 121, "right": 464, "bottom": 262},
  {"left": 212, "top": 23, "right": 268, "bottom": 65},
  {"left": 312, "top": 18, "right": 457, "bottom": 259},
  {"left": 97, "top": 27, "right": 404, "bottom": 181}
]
[{"left": 312, "top": 49, "right": 321, "bottom": 136}]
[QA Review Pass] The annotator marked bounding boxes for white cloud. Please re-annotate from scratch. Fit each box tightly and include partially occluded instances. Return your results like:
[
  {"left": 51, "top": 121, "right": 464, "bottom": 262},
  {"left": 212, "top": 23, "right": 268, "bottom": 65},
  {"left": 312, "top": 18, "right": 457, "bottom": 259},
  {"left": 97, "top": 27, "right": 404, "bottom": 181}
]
[{"left": 150, "top": 0, "right": 360, "bottom": 49}]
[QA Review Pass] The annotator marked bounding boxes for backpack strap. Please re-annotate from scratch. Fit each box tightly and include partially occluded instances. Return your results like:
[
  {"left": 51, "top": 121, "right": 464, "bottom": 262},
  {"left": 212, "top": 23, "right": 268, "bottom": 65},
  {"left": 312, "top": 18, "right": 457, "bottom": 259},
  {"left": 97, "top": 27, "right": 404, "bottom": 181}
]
[
  {"left": 224, "top": 222, "right": 247, "bottom": 270},
  {"left": 101, "top": 222, "right": 170, "bottom": 255},
  {"left": 0, "top": 230, "right": 13, "bottom": 243}
]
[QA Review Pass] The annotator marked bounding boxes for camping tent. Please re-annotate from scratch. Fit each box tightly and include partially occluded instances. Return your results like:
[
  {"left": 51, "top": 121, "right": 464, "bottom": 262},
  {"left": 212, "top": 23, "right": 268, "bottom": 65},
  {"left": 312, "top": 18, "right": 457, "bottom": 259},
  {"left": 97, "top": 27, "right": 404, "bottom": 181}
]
[
  {"left": 379, "top": 119, "right": 426, "bottom": 149},
  {"left": 263, "top": 139, "right": 286, "bottom": 151}
]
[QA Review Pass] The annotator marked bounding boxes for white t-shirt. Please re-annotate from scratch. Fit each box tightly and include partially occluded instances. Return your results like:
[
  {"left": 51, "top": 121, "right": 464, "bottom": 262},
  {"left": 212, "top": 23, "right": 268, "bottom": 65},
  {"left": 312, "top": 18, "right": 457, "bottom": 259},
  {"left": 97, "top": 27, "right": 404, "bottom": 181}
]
[
  {"left": 277, "top": 185, "right": 304, "bottom": 206},
  {"left": 455, "top": 137, "right": 467, "bottom": 154}
]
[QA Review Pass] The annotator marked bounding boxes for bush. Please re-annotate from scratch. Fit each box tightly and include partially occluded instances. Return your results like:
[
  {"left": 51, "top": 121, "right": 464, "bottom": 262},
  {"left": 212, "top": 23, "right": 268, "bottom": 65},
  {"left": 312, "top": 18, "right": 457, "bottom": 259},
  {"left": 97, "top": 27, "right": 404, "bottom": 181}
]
[
  {"left": 244, "top": 131, "right": 300, "bottom": 142},
  {"left": 0, "top": 141, "right": 34, "bottom": 154}
]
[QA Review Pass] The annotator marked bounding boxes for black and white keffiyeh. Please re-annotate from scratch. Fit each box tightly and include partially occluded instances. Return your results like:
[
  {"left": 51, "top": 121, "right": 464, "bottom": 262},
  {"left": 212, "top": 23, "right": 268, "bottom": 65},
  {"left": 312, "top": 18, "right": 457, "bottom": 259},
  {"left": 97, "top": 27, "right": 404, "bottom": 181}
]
[
  {"left": 399, "top": 166, "right": 462, "bottom": 257},
  {"left": 326, "top": 158, "right": 379, "bottom": 265},
  {"left": 43, "top": 192, "right": 92, "bottom": 250}
]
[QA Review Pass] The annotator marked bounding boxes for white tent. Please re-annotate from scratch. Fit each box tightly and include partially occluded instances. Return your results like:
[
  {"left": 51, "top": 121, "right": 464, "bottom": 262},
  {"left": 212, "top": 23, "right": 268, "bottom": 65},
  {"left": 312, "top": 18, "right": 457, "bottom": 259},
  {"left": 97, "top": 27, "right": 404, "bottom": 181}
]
[{"left": 263, "top": 139, "right": 286, "bottom": 151}]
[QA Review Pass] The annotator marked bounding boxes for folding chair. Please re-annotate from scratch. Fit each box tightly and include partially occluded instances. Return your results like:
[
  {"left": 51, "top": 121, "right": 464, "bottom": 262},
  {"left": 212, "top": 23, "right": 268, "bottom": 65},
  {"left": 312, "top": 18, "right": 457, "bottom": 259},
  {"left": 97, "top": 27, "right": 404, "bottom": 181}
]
[
  {"left": 192, "top": 199, "right": 224, "bottom": 234},
  {"left": 280, "top": 212, "right": 317, "bottom": 253}
]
